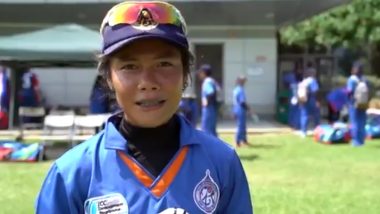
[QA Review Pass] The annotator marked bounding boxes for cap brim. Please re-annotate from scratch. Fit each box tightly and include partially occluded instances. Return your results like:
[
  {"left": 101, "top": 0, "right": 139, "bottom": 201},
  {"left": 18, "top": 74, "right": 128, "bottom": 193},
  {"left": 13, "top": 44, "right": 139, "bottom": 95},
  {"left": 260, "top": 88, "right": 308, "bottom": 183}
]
[{"left": 104, "top": 34, "right": 188, "bottom": 56}]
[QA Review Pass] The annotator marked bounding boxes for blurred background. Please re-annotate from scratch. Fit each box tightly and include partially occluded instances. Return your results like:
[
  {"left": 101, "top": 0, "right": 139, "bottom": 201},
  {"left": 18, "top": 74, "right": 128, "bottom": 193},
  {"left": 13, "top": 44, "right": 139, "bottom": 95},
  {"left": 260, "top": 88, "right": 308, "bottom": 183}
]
[{"left": 1, "top": 0, "right": 379, "bottom": 127}]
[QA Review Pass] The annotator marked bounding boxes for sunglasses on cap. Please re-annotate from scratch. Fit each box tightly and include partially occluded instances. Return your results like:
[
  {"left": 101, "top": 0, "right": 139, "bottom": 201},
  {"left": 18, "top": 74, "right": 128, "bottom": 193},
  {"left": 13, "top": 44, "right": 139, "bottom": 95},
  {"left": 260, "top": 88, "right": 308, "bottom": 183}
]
[{"left": 100, "top": 1, "right": 187, "bottom": 35}]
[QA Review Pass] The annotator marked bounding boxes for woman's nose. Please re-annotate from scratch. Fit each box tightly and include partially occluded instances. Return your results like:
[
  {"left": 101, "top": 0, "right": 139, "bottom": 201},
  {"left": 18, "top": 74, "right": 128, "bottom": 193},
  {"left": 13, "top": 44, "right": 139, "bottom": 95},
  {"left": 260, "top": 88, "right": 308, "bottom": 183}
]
[{"left": 137, "top": 70, "right": 160, "bottom": 91}]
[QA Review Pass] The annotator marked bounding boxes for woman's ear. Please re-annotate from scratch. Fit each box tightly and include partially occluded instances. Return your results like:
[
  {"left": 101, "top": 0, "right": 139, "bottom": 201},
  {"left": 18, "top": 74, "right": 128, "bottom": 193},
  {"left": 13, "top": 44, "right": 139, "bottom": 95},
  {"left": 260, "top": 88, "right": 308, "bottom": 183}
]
[
  {"left": 107, "top": 79, "right": 114, "bottom": 91},
  {"left": 182, "top": 80, "right": 188, "bottom": 91},
  {"left": 106, "top": 68, "right": 114, "bottom": 91}
]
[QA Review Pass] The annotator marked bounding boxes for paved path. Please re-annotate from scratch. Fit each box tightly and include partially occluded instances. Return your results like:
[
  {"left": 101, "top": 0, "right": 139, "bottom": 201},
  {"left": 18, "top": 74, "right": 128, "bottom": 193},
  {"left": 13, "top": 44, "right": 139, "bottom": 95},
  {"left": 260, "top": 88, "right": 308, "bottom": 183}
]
[
  {"left": 0, "top": 119, "right": 292, "bottom": 141},
  {"left": 215, "top": 119, "right": 292, "bottom": 134},
  {"left": 0, "top": 119, "right": 293, "bottom": 159}
]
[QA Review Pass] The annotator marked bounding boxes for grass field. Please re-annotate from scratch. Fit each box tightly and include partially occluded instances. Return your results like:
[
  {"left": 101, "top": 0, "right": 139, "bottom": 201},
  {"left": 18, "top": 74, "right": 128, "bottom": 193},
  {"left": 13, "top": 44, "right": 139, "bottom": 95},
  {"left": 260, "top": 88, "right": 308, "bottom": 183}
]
[{"left": 1, "top": 134, "right": 380, "bottom": 213}]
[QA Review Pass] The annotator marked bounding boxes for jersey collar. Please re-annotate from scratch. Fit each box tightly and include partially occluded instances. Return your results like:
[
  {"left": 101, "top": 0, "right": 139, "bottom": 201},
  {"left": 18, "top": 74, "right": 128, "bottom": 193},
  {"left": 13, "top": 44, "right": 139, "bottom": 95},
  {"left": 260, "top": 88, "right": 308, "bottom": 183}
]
[{"left": 103, "top": 113, "right": 201, "bottom": 151}]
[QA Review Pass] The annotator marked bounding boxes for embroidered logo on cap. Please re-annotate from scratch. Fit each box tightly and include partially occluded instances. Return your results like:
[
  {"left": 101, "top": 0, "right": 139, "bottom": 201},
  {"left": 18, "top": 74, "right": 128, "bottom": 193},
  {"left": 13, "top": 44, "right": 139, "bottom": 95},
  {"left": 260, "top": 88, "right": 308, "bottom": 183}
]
[{"left": 133, "top": 8, "right": 157, "bottom": 31}]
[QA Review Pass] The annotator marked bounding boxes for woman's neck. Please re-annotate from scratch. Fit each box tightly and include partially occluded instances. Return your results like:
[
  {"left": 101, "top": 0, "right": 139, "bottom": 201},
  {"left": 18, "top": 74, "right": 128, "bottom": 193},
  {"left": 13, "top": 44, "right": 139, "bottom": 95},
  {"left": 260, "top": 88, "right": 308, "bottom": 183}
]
[{"left": 119, "top": 115, "right": 179, "bottom": 147}]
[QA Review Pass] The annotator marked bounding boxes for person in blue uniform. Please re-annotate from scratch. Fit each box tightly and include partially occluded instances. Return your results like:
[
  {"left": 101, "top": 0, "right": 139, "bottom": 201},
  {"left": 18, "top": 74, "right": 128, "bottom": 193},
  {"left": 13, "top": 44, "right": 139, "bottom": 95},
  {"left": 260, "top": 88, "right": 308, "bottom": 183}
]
[
  {"left": 89, "top": 75, "right": 110, "bottom": 114},
  {"left": 287, "top": 62, "right": 303, "bottom": 130},
  {"left": 299, "top": 67, "right": 320, "bottom": 137},
  {"left": 178, "top": 91, "right": 198, "bottom": 126},
  {"left": 346, "top": 61, "right": 368, "bottom": 147},
  {"left": 0, "top": 67, "right": 10, "bottom": 112},
  {"left": 326, "top": 87, "right": 349, "bottom": 123},
  {"left": 36, "top": 1, "right": 253, "bottom": 214},
  {"left": 197, "top": 64, "right": 219, "bottom": 137},
  {"left": 0, "top": 67, "right": 10, "bottom": 129},
  {"left": 233, "top": 75, "right": 250, "bottom": 147},
  {"left": 18, "top": 69, "right": 41, "bottom": 107}
]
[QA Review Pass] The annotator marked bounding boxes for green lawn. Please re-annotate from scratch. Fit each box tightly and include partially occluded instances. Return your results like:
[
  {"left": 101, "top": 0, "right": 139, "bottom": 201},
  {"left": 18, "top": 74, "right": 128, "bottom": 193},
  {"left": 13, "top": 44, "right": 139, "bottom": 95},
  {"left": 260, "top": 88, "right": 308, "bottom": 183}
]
[
  {"left": 1, "top": 134, "right": 380, "bottom": 213},
  {"left": 227, "top": 134, "right": 380, "bottom": 214}
]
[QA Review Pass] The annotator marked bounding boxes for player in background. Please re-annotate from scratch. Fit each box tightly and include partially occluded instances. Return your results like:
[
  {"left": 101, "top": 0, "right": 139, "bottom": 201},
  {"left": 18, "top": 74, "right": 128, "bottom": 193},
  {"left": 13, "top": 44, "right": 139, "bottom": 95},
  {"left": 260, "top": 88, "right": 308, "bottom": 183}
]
[
  {"left": 89, "top": 75, "right": 110, "bottom": 114},
  {"left": 36, "top": 1, "right": 253, "bottom": 213},
  {"left": 346, "top": 61, "right": 369, "bottom": 147},
  {"left": 18, "top": 69, "right": 42, "bottom": 107},
  {"left": 178, "top": 91, "right": 198, "bottom": 127},
  {"left": 197, "top": 64, "right": 220, "bottom": 137},
  {"left": 233, "top": 75, "right": 250, "bottom": 147},
  {"left": 326, "top": 87, "right": 349, "bottom": 124},
  {"left": 299, "top": 67, "right": 320, "bottom": 137},
  {"left": 287, "top": 62, "right": 303, "bottom": 130}
]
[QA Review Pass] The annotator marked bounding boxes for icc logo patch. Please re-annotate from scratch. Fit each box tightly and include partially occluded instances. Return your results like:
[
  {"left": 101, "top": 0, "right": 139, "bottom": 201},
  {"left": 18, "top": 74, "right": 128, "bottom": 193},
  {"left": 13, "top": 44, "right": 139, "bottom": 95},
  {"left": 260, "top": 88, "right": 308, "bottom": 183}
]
[
  {"left": 193, "top": 170, "right": 220, "bottom": 214},
  {"left": 84, "top": 193, "right": 128, "bottom": 214}
]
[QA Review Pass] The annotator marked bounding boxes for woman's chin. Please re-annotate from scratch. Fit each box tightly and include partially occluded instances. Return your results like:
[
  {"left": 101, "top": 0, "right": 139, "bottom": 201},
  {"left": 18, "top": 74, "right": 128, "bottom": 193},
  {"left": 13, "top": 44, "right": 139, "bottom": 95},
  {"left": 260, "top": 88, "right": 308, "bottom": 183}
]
[{"left": 132, "top": 116, "right": 170, "bottom": 128}]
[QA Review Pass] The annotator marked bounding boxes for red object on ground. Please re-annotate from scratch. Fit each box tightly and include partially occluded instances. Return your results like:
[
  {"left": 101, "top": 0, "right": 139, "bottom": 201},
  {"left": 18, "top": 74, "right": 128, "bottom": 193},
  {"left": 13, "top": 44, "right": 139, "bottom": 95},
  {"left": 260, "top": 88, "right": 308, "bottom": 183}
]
[
  {"left": 0, "top": 111, "right": 8, "bottom": 129},
  {"left": 0, "top": 147, "right": 12, "bottom": 160}
]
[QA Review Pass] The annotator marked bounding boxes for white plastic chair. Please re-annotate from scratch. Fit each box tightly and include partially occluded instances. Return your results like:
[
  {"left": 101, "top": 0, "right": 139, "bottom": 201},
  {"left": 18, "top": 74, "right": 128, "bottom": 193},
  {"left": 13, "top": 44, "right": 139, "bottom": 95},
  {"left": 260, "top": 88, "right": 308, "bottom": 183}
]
[
  {"left": 72, "top": 114, "right": 111, "bottom": 142},
  {"left": 48, "top": 109, "right": 75, "bottom": 115},
  {"left": 18, "top": 107, "right": 46, "bottom": 138},
  {"left": 41, "top": 114, "right": 75, "bottom": 147}
]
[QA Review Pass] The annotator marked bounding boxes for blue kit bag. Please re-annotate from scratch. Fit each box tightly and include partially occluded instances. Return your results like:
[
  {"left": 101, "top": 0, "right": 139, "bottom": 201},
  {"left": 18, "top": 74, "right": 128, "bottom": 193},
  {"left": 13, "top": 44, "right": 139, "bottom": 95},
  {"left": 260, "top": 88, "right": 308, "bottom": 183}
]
[{"left": 313, "top": 122, "right": 351, "bottom": 144}]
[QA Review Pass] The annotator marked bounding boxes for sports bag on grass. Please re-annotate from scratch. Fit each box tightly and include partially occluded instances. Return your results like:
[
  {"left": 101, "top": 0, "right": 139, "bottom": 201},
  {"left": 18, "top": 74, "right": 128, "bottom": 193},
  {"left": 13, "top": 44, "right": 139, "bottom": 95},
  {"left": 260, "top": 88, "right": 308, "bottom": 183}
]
[{"left": 314, "top": 122, "right": 350, "bottom": 144}]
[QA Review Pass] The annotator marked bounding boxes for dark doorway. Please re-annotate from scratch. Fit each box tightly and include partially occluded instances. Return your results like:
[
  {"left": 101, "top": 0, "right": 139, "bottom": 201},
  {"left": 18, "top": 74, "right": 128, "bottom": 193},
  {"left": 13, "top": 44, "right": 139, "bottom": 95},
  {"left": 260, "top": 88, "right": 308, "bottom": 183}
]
[{"left": 193, "top": 44, "right": 224, "bottom": 113}]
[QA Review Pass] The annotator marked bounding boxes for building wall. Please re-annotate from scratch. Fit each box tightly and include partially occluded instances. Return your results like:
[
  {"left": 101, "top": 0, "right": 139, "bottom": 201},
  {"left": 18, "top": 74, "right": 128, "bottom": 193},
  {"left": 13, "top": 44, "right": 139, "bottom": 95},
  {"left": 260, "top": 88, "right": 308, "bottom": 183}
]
[
  {"left": 225, "top": 38, "right": 277, "bottom": 115},
  {"left": 190, "top": 27, "right": 277, "bottom": 115},
  {"left": 191, "top": 38, "right": 277, "bottom": 115},
  {"left": 32, "top": 67, "right": 98, "bottom": 107},
  {"left": 31, "top": 27, "right": 277, "bottom": 115}
]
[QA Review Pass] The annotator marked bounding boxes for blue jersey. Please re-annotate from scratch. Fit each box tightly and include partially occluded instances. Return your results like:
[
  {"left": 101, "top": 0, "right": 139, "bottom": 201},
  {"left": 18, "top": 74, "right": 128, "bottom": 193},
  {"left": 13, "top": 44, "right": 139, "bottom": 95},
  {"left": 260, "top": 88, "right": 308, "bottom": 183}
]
[
  {"left": 202, "top": 77, "right": 218, "bottom": 107},
  {"left": 300, "top": 77, "right": 319, "bottom": 105},
  {"left": 233, "top": 85, "right": 246, "bottom": 114},
  {"left": 326, "top": 87, "right": 348, "bottom": 112},
  {"left": 346, "top": 74, "right": 368, "bottom": 105},
  {"left": 89, "top": 87, "right": 109, "bottom": 114},
  {"left": 0, "top": 71, "right": 9, "bottom": 110},
  {"left": 36, "top": 114, "right": 253, "bottom": 214}
]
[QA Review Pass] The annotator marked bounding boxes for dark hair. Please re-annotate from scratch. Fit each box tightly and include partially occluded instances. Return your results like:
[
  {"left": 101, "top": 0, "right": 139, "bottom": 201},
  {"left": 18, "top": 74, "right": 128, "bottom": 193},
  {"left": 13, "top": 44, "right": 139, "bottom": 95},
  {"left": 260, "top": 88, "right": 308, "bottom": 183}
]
[
  {"left": 306, "top": 61, "right": 314, "bottom": 68},
  {"left": 198, "top": 64, "right": 212, "bottom": 77}
]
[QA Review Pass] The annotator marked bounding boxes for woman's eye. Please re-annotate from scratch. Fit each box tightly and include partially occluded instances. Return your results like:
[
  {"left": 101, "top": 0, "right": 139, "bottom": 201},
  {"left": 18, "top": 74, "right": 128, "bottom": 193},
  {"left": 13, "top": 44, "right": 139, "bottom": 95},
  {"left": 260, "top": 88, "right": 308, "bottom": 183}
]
[
  {"left": 121, "top": 64, "right": 138, "bottom": 70},
  {"left": 158, "top": 61, "right": 173, "bottom": 67}
]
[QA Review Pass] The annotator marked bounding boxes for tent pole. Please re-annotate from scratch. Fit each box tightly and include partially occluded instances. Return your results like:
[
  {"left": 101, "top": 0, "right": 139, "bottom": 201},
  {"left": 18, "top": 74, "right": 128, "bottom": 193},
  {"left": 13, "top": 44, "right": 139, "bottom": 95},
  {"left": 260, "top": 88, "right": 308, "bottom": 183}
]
[{"left": 8, "top": 66, "right": 16, "bottom": 129}]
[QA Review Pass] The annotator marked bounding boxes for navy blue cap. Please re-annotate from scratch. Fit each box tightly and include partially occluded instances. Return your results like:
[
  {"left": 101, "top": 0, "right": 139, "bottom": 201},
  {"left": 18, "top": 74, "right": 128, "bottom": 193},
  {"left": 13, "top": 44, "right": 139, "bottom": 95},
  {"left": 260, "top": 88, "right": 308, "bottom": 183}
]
[
  {"left": 352, "top": 61, "right": 364, "bottom": 75},
  {"left": 305, "top": 67, "right": 316, "bottom": 76},
  {"left": 353, "top": 61, "right": 364, "bottom": 69},
  {"left": 198, "top": 64, "right": 212, "bottom": 76},
  {"left": 100, "top": 2, "right": 189, "bottom": 56},
  {"left": 102, "top": 24, "right": 189, "bottom": 55}
]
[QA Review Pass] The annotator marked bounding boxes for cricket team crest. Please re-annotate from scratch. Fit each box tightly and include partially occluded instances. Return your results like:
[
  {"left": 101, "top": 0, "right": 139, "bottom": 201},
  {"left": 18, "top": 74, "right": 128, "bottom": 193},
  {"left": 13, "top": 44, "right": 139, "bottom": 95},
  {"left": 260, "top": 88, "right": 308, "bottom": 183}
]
[{"left": 193, "top": 170, "right": 220, "bottom": 214}]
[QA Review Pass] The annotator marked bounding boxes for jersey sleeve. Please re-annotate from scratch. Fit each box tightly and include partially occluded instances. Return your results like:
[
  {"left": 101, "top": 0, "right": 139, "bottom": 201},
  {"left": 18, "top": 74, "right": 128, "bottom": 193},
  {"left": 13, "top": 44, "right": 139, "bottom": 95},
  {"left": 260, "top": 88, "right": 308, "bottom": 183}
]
[
  {"left": 219, "top": 151, "right": 253, "bottom": 213},
  {"left": 309, "top": 79, "right": 319, "bottom": 93},
  {"left": 203, "top": 80, "right": 216, "bottom": 96},
  {"left": 346, "top": 77, "right": 356, "bottom": 94},
  {"left": 239, "top": 89, "right": 247, "bottom": 104},
  {"left": 35, "top": 163, "right": 80, "bottom": 214}
]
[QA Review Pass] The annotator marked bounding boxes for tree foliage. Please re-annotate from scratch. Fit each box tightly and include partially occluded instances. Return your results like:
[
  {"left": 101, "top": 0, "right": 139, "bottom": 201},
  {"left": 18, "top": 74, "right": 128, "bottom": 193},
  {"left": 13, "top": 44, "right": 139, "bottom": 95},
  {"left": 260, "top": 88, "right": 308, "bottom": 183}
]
[{"left": 280, "top": 0, "right": 380, "bottom": 48}]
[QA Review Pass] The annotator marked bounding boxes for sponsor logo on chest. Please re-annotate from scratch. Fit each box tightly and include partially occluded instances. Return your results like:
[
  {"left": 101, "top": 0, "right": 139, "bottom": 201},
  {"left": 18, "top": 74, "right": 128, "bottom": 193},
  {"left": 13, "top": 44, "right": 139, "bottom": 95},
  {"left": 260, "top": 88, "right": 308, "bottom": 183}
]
[{"left": 84, "top": 193, "right": 128, "bottom": 214}]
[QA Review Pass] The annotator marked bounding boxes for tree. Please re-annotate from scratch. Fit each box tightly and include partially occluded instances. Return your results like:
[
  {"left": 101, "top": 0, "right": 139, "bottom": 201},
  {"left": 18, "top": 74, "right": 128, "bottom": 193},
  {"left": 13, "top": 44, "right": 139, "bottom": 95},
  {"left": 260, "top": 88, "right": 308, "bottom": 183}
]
[{"left": 280, "top": 0, "right": 380, "bottom": 76}]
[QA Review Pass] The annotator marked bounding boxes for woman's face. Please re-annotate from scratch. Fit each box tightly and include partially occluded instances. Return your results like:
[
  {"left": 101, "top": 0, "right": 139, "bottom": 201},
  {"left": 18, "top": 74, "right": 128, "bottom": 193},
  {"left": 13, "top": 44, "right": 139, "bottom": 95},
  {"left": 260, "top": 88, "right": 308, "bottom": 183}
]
[{"left": 109, "top": 38, "right": 184, "bottom": 127}]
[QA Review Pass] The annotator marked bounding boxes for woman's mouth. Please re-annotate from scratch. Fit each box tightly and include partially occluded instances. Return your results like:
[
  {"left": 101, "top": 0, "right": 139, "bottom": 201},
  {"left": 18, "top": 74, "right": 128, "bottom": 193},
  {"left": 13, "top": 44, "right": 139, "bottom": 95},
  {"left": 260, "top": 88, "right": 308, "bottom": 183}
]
[{"left": 135, "top": 99, "right": 166, "bottom": 110}]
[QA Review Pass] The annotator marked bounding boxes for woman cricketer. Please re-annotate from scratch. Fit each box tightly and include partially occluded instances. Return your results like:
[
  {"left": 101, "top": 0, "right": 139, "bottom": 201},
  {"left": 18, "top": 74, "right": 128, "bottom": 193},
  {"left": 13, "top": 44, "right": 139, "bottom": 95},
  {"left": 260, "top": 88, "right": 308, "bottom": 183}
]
[
  {"left": 35, "top": 1, "right": 253, "bottom": 213},
  {"left": 233, "top": 75, "right": 250, "bottom": 147}
]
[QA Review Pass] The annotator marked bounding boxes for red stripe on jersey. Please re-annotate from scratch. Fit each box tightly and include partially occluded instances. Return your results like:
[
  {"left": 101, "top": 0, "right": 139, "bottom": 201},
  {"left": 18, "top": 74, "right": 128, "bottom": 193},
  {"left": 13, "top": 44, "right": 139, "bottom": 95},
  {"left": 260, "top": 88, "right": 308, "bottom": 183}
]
[
  {"left": 118, "top": 151, "right": 154, "bottom": 188},
  {"left": 118, "top": 146, "right": 189, "bottom": 198},
  {"left": 151, "top": 146, "right": 189, "bottom": 198}
]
